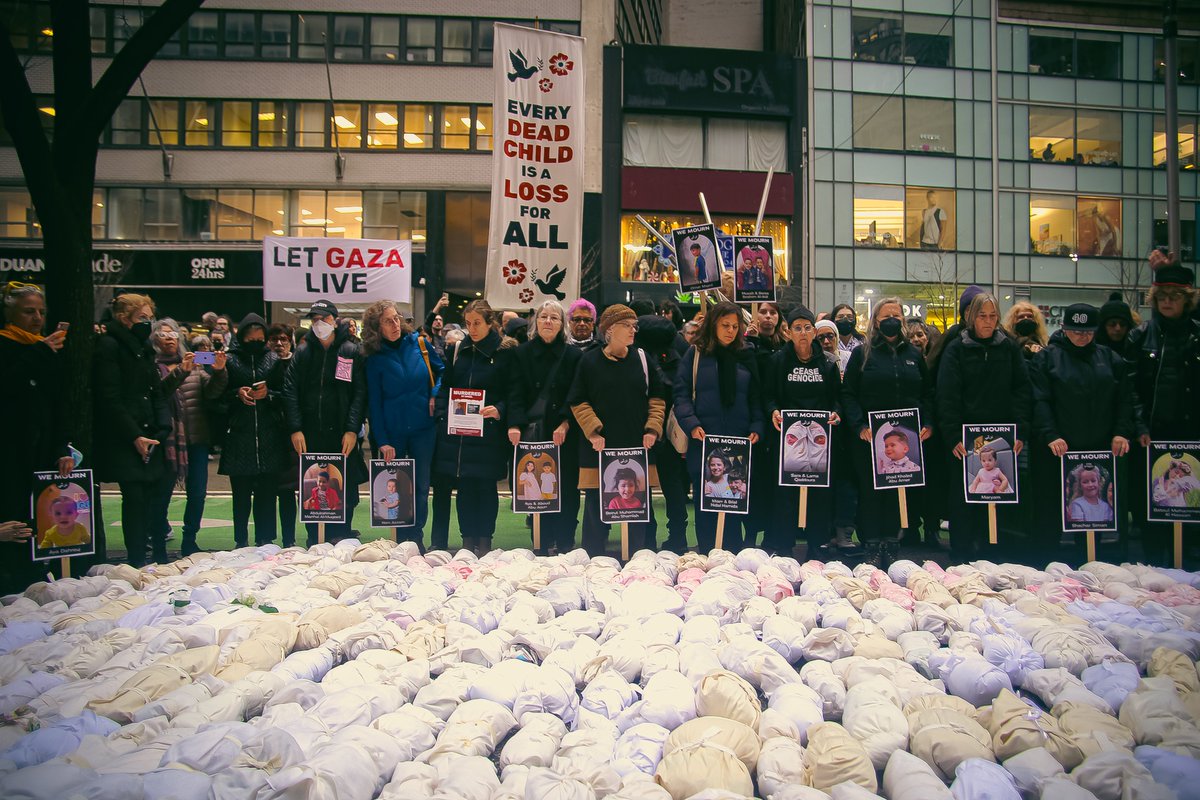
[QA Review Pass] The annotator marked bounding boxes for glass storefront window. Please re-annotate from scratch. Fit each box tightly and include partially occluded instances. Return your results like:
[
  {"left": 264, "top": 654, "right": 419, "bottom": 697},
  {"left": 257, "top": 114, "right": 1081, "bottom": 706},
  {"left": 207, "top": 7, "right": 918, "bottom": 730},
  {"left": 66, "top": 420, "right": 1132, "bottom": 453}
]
[
  {"left": 1029, "top": 30, "right": 1073, "bottom": 76},
  {"left": 221, "top": 101, "right": 252, "bottom": 147},
  {"left": 1075, "top": 110, "right": 1120, "bottom": 166},
  {"left": 370, "top": 17, "right": 400, "bottom": 61},
  {"left": 333, "top": 102, "right": 362, "bottom": 149},
  {"left": 406, "top": 18, "right": 436, "bottom": 62},
  {"left": 905, "top": 187, "right": 955, "bottom": 251},
  {"left": 404, "top": 104, "right": 433, "bottom": 148},
  {"left": 1029, "top": 106, "right": 1075, "bottom": 163},
  {"left": 257, "top": 102, "right": 288, "bottom": 147},
  {"left": 255, "top": 190, "right": 287, "bottom": 238},
  {"left": 92, "top": 190, "right": 106, "bottom": 240},
  {"left": 1030, "top": 195, "right": 1076, "bottom": 255},
  {"left": 367, "top": 104, "right": 399, "bottom": 148},
  {"left": 333, "top": 16, "right": 365, "bottom": 61},
  {"left": 147, "top": 100, "right": 178, "bottom": 146},
  {"left": 184, "top": 100, "right": 214, "bottom": 146},
  {"left": 108, "top": 188, "right": 142, "bottom": 240},
  {"left": 181, "top": 188, "right": 215, "bottom": 240},
  {"left": 618, "top": 213, "right": 790, "bottom": 284},
  {"left": 854, "top": 185, "right": 905, "bottom": 247},
  {"left": 476, "top": 105, "right": 493, "bottom": 151},
  {"left": 1076, "top": 197, "right": 1121, "bottom": 258},
  {"left": 905, "top": 98, "right": 954, "bottom": 154},
  {"left": 850, "top": 284, "right": 959, "bottom": 331},
  {"left": 442, "top": 19, "right": 472, "bottom": 63},
  {"left": 224, "top": 12, "right": 255, "bottom": 58},
  {"left": 296, "top": 102, "right": 326, "bottom": 148},
  {"left": 442, "top": 105, "right": 472, "bottom": 150},
  {"left": 327, "top": 191, "right": 364, "bottom": 238},
  {"left": 1153, "top": 201, "right": 1197, "bottom": 263}
]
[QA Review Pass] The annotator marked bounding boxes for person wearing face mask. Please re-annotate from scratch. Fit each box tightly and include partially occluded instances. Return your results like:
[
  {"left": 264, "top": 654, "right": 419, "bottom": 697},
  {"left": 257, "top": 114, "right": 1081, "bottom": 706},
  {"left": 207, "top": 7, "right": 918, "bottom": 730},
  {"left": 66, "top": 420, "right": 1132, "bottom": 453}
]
[
  {"left": 841, "top": 297, "right": 935, "bottom": 568},
  {"left": 283, "top": 300, "right": 368, "bottom": 545},
  {"left": 743, "top": 301, "right": 788, "bottom": 545},
  {"left": 93, "top": 293, "right": 172, "bottom": 567},
  {"left": 1030, "top": 303, "right": 1135, "bottom": 563},
  {"left": 762, "top": 306, "right": 841, "bottom": 557},
  {"left": 264, "top": 323, "right": 300, "bottom": 546},
  {"left": 1004, "top": 302, "right": 1049, "bottom": 361},
  {"left": 219, "top": 314, "right": 290, "bottom": 549},
  {"left": 829, "top": 304, "right": 865, "bottom": 357},
  {"left": 815, "top": 317, "right": 858, "bottom": 553},
  {"left": 363, "top": 300, "right": 444, "bottom": 551},
  {"left": 1125, "top": 265, "right": 1200, "bottom": 566},
  {"left": 935, "top": 293, "right": 1032, "bottom": 562},
  {"left": 673, "top": 301, "right": 763, "bottom": 553},
  {"left": 507, "top": 300, "right": 583, "bottom": 554},
  {"left": 1095, "top": 292, "right": 1135, "bottom": 352}
]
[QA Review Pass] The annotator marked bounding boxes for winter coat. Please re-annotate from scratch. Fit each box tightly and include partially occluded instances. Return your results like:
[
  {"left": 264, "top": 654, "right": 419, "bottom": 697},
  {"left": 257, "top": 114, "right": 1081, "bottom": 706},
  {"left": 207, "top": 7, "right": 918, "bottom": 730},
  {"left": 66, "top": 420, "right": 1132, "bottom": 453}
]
[
  {"left": 567, "top": 344, "right": 668, "bottom": 468},
  {"left": 762, "top": 345, "right": 841, "bottom": 417},
  {"left": 673, "top": 345, "right": 765, "bottom": 440},
  {"left": 636, "top": 314, "right": 683, "bottom": 387},
  {"left": 935, "top": 328, "right": 1032, "bottom": 446},
  {"left": 1030, "top": 331, "right": 1136, "bottom": 450},
  {"left": 92, "top": 323, "right": 170, "bottom": 484},
  {"left": 160, "top": 360, "right": 228, "bottom": 446},
  {"left": 434, "top": 329, "right": 513, "bottom": 480},
  {"left": 0, "top": 333, "right": 69, "bottom": 520},
  {"left": 1124, "top": 314, "right": 1200, "bottom": 439},
  {"left": 841, "top": 337, "right": 934, "bottom": 435},
  {"left": 507, "top": 334, "right": 583, "bottom": 438},
  {"left": 367, "top": 332, "right": 444, "bottom": 448},
  {"left": 282, "top": 322, "right": 367, "bottom": 483},
  {"left": 219, "top": 318, "right": 290, "bottom": 477}
]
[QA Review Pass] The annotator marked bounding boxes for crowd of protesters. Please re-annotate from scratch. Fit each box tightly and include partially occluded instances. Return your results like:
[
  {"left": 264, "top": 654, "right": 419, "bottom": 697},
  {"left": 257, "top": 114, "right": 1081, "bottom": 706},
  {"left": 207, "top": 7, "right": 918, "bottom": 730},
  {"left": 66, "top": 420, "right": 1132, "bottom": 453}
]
[{"left": 1, "top": 250, "right": 1197, "bottom": 592}]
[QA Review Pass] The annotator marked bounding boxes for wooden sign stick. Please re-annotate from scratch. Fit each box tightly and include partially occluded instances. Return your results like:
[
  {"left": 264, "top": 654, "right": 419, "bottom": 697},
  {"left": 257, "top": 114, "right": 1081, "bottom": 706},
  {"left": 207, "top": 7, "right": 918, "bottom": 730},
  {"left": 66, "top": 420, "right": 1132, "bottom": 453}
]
[
  {"left": 533, "top": 513, "right": 542, "bottom": 553},
  {"left": 988, "top": 503, "right": 998, "bottom": 545},
  {"left": 797, "top": 487, "right": 809, "bottom": 529},
  {"left": 715, "top": 512, "right": 726, "bottom": 552},
  {"left": 317, "top": 522, "right": 325, "bottom": 545},
  {"left": 61, "top": 556, "right": 70, "bottom": 580},
  {"left": 897, "top": 488, "right": 909, "bottom": 530},
  {"left": 1085, "top": 529, "right": 1096, "bottom": 564},
  {"left": 1174, "top": 521, "right": 1184, "bottom": 569},
  {"left": 620, "top": 522, "right": 630, "bottom": 562}
]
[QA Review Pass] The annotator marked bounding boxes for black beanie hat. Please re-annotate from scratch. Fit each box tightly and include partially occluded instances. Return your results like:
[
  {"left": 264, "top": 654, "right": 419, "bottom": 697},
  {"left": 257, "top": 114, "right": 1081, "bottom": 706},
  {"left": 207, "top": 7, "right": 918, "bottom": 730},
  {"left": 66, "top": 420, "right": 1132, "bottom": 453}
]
[{"left": 1097, "top": 291, "right": 1132, "bottom": 327}]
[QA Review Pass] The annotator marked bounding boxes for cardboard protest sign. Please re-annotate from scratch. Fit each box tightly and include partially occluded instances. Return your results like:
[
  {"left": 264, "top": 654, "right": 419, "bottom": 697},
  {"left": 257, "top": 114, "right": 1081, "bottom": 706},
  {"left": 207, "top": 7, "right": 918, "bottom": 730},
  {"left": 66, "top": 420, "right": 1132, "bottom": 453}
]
[
  {"left": 31, "top": 470, "right": 96, "bottom": 561},
  {"left": 868, "top": 408, "right": 925, "bottom": 489},
  {"left": 448, "top": 388, "right": 485, "bottom": 437},
  {"left": 514, "top": 442, "right": 561, "bottom": 514},
  {"left": 599, "top": 448, "right": 650, "bottom": 524},
  {"left": 369, "top": 459, "right": 416, "bottom": 528},
  {"left": 1147, "top": 441, "right": 1200, "bottom": 523},
  {"left": 672, "top": 223, "right": 722, "bottom": 293},
  {"left": 299, "top": 453, "right": 348, "bottom": 524},
  {"left": 732, "top": 235, "right": 776, "bottom": 303},
  {"left": 263, "top": 237, "right": 412, "bottom": 303},
  {"left": 701, "top": 435, "right": 752, "bottom": 514},
  {"left": 962, "top": 424, "right": 1019, "bottom": 504},
  {"left": 1061, "top": 450, "right": 1117, "bottom": 532},
  {"left": 485, "top": 23, "right": 585, "bottom": 309},
  {"left": 778, "top": 410, "right": 832, "bottom": 488}
]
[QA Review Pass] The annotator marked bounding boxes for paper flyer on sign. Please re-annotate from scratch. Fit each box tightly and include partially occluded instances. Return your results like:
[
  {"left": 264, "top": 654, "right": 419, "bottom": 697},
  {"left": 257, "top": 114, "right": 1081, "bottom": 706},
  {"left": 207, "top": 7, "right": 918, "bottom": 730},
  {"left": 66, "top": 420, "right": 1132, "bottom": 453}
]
[
  {"left": 868, "top": 408, "right": 926, "bottom": 489},
  {"left": 299, "top": 453, "right": 348, "bottom": 525},
  {"left": 30, "top": 470, "right": 96, "bottom": 562},
  {"left": 485, "top": 23, "right": 585, "bottom": 309},
  {"left": 778, "top": 410, "right": 832, "bottom": 488},
  {"left": 262, "top": 237, "right": 412, "bottom": 303},
  {"left": 1061, "top": 450, "right": 1117, "bottom": 533},
  {"left": 448, "top": 388, "right": 486, "bottom": 437},
  {"left": 1146, "top": 441, "right": 1200, "bottom": 524},
  {"left": 514, "top": 442, "right": 561, "bottom": 514},
  {"left": 962, "top": 424, "right": 1019, "bottom": 504},
  {"left": 599, "top": 448, "right": 650, "bottom": 524},
  {"left": 732, "top": 235, "right": 777, "bottom": 303},
  {"left": 701, "top": 435, "right": 752, "bottom": 515},
  {"left": 369, "top": 459, "right": 416, "bottom": 528}
]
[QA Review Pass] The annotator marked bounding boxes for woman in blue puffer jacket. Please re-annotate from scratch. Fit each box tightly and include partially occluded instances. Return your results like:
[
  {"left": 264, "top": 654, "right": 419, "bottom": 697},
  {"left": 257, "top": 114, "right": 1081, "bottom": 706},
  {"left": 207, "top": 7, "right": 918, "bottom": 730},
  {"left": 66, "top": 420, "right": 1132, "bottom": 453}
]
[{"left": 363, "top": 300, "right": 443, "bottom": 549}]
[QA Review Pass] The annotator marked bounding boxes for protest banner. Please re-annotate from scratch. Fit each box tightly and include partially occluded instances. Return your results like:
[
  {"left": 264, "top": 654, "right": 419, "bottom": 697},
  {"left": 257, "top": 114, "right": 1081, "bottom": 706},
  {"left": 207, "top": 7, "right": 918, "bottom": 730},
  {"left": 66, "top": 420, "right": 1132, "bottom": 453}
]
[
  {"left": 263, "top": 237, "right": 412, "bottom": 303},
  {"left": 962, "top": 423, "right": 1019, "bottom": 544},
  {"left": 485, "top": 23, "right": 585, "bottom": 309}
]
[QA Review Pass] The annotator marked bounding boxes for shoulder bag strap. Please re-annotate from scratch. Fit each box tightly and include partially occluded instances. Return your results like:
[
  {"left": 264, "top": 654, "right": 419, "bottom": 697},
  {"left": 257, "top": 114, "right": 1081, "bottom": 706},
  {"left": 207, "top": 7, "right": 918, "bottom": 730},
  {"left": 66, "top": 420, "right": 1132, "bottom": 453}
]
[{"left": 417, "top": 336, "right": 435, "bottom": 388}]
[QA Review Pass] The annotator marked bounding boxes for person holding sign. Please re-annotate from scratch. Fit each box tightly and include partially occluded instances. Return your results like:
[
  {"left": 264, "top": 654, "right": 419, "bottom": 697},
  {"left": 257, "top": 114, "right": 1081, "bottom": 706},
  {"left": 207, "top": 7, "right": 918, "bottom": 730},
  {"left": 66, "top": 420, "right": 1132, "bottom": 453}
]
[
  {"left": 673, "top": 301, "right": 764, "bottom": 553},
  {"left": 363, "top": 300, "right": 444, "bottom": 550},
  {"left": 1126, "top": 264, "right": 1200, "bottom": 566},
  {"left": 568, "top": 304, "right": 667, "bottom": 556},
  {"left": 507, "top": 300, "right": 583, "bottom": 554},
  {"left": 282, "top": 300, "right": 368, "bottom": 546},
  {"left": 433, "top": 300, "right": 514, "bottom": 556},
  {"left": 762, "top": 305, "right": 841, "bottom": 556},
  {"left": 935, "top": 292, "right": 1032, "bottom": 562},
  {"left": 1030, "top": 303, "right": 1136, "bottom": 563},
  {"left": 841, "top": 297, "right": 933, "bottom": 568}
]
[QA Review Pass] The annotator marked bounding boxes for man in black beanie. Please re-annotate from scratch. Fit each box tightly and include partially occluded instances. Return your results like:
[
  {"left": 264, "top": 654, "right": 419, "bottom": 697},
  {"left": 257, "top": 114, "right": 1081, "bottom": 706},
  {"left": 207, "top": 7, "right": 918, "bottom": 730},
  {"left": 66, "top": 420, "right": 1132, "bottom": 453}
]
[{"left": 1095, "top": 291, "right": 1134, "bottom": 351}]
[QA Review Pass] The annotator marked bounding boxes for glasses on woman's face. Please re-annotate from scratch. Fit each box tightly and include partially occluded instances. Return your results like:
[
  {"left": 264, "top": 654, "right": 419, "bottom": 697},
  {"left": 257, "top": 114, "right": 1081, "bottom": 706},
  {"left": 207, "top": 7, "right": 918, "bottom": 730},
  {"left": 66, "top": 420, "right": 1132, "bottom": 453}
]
[
  {"left": 570, "top": 316, "right": 593, "bottom": 325},
  {"left": 157, "top": 330, "right": 179, "bottom": 340},
  {"left": 616, "top": 321, "right": 638, "bottom": 331},
  {"left": 816, "top": 333, "right": 836, "bottom": 342}
]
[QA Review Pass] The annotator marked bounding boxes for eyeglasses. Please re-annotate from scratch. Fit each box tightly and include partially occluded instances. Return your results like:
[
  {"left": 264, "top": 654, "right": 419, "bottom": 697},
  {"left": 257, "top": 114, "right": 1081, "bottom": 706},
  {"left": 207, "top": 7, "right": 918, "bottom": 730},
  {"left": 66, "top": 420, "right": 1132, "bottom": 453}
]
[
  {"left": 156, "top": 330, "right": 179, "bottom": 340},
  {"left": 816, "top": 334, "right": 836, "bottom": 341},
  {"left": 615, "top": 321, "right": 639, "bottom": 331},
  {"left": 569, "top": 317, "right": 593, "bottom": 324}
]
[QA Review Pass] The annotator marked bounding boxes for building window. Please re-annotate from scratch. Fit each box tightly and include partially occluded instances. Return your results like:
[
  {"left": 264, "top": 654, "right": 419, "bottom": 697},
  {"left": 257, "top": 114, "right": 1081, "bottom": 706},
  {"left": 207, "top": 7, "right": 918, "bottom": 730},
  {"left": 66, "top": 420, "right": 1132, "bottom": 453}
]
[
  {"left": 147, "top": 100, "right": 179, "bottom": 146},
  {"left": 853, "top": 185, "right": 956, "bottom": 250},
  {"left": 442, "top": 105, "right": 472, "bottom": 150},
  {"left": 368, "top": 104, "right": 399, "bottom": 148},
  {"left": 903, "top": 14, "right": 952, "bottom": 68},
  {"left": 213, "top": 189, "right": 255, "bottom": 240},
  {"left": 297, "top": 14, "right": 328, "bottom": 59},
  {"left": 256, "top": 190, "right": 287, "bottom": 238},
  {"left": 110, "top": 99, "right": 142, "bottom": 145},
  {"left": 184, "top": 100, "right": 214, "bottom": 146},
  {"left": 476, "top": 105, "right": 493, "bottom": 150},
  {"left": 619, "top": 213, "right": 790, "bottom": 284},
  {"left": 333, "top": 16, "right": 365, "bottom": 61},
  {"left": 363, "top": 190, "right": 426, "bottom": 242},
  {"left": 1029, "top": 30, "right": 1121, "bottom": 79},
  {"left": 853, "top": 95, "right": 903, "bottom": 151},
  {"left": 904, "top": 98, "right": 955, "bottom": 154},
  {"left": 326, "top": 191, "right": 364, "bottom": 238},
  {"left": 1076, "top": 197, "right": 1122, "bottom": 258},
  {"left": 224, "top": 12, "right": 256, "bottom": 58},
  {"left": 1075, "top": 33, "right": 1120, "bottom": 80},
  {"left": 853, "top": 185, "right": 905, "bottom": 248},
  {"left": 181, "top": 189, "right": 215, "bottom": 240},
  {"left": 333, "top": 102, "right": 362, "bottom": 149},
  {"left": 296, "top": 102, "right": 327, "bottom": 148},
  {"left": 370, "top": 17, "right": 400, "bottom": 61},
  {"left": 404, "top": 104, "right": 433, "bottom": 148},
  {"left": 1154, "top": 37, "right": 1199, "bottom": 84},
  {"left": 260, "top": 13, "right": 291, "bottom": 58},
  {"left": 1075, "top": 110, "right": 1121, "bottom": 166},
  {"left": 406, "top": 18, "right": 437, "bottom": 62},
  {"left": 478, "top": 22, "right": 495, "bottom": 65},
  {"left": 221, "top": 101, "right": 252, "bottom": 147},
  {"left": 905, "top": 187, "right": 955, "bottom": 251},
  {"left": 292, "top": 190, "right": 329, "bottom": 237},
  {"left": 442, "top": 19, "right": 473, "bottom": 63},
  {"left": 143, "top": 189, "right": 181, "bottom": 241},
  {"left": 624, "top": 117, "right": 702, "bottom": 168},
  {"left": 257, "top": 102, "right": 288, "bottom": 147},
  {"left": 0, "top": 189, "right": 37, "bottom": 238},
  {"left": 624, "top": 115, "right": 785, "bottom": 171},
  {"left": 1030, "top": 195, "right": 1076, "bottom": 255},
  {"left": 1153, "top": 115, "right": 1198, "bottom": 168},
  {"left": 1029, "top": 30, "right": 1074, "bottom": 76},
  {"left": 186, "top": 11, "right": 219, "bottom": 57},
  {"left": 92, "top": 189, "right": 106, "bottom": 240},
  {"left": 90, "top": 7, "right": 108, "bottom": 54},
  {"left": 852, "top": 13, "right": 951, "bottom": 67},
  {"left": 108, "top": 188, "right": 143, "bottom": 240},
  {"left": 1029, "top": 106, "right": 1075, "bottom": 163},
  {"left": 1153, "top": 202, "right": 1197, "bottom": 263},
  {"left": 852, "top": 13, "right": 902, "bottom": 64}
]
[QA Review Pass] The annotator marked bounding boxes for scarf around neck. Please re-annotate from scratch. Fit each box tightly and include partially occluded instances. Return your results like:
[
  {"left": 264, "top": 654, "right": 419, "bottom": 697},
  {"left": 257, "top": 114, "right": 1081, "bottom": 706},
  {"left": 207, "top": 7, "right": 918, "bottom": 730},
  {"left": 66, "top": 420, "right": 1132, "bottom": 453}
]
[{"left": 0, "top": 325, "right": 44, "bottom": 345}]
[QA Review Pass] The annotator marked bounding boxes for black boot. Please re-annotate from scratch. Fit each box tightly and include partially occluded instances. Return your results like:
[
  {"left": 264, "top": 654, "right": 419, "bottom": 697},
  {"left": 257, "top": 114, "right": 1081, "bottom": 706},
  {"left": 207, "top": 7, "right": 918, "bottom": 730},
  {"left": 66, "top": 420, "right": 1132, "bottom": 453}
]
[
  {"left": 879, "top": 540, "right": 899, "bottom": 571},
  {"left": 476, "top": 537, "right": 492, "bottom": 557},
  {"left": 862, "top": 541, "right": 883, "bottom": 569}
]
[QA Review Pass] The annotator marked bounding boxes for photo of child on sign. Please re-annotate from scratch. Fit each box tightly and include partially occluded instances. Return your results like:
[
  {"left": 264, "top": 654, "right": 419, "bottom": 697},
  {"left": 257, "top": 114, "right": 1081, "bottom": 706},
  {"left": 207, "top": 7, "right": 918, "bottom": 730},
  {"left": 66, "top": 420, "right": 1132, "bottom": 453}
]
[
  {"left": 1147, "top": 442, "right": 1200, "bottom": 523},
  {"left": 600, "top": 448, "right": 650, "bottom": 524},
  {"left": 962, "top": 424, "right": 1019, "bottom": 504},
  {"left": 868, "top": 409, "right": 925, "bottom": 489},
  {"left": 514, "top": 442, "right": 561, "bottom": 514},
  {"left": 1061, "top": 451, "right": 1117, "bottom": 532},
  {"left": 732, "top": 235, "right": 776, "bottom": 303},
  {"left": 671, "top": 223, "right": 722, "bottom": 294},
  {"left": 701, "top": 435, "right": 752, "bottom": 514},
  {"left": 778, "top": 410, "right": 832, "bottom": 487},
  {"left": 299, "top": 454, "right": 347, "bottom": 524},
  {"left": 369, "top": 459, "right": 416, "bottom": 528},
  {"left": 31, "top": 470, "right": 96, "bottom": 561}
]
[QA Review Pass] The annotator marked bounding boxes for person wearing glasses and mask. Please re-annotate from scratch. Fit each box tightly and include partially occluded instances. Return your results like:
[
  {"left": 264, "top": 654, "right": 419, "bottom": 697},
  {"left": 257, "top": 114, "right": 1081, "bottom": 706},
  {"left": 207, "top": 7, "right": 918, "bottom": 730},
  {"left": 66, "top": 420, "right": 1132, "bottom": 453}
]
[
  {"left": 566, "top": 298, "right": 599, "bottom": 351},
  {"left": 283, "top": 299, "right": 368, "bottom": 545},
  {"left": 93, "top": 293, "right": 172, "bottom": 566},
  {"left": 830, "top": 304, "right": 865, "bottom": 357}
]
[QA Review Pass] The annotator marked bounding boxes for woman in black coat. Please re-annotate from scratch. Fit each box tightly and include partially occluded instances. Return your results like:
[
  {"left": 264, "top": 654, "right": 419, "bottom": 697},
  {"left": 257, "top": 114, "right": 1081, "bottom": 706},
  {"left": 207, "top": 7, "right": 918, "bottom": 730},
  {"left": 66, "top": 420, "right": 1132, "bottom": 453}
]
[
  {"left": 841, "top": 296, "right": 934, "bottom": 568},
  {"left": 507, "top": 301, "right": 583, "bottom": 554},
  {"left": 220, "top": 314, "right": 290, "bottom": 548},
  {"left": 673, "top": 301, "right": 763, "bottom": 553},
  {"left": 434, "top": 299, "right": 514, "bottom": 555},
  {"left": 745, "top": 301, "right": 788, "bottom": 548},
  {"left": 935, "top": 293, "right": 1032, "bottom": 563},
  {"left": 92, "top": 293, "right": 172, "bottom": 567},
  {"left": 1030, "top": 303, "right": 1135, "bottom": 562},
  {"left": 762, "top": 306, "right": 841, "bottom": 557}
]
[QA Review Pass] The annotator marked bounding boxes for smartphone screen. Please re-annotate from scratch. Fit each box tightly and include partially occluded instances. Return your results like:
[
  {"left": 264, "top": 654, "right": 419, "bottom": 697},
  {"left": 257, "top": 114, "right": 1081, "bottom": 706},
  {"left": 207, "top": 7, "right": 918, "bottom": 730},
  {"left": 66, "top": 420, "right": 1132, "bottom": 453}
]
[
  {"left": 252, "top": 381, "right": 266, "bottom": 391},
  {"left": 193, "top": 351, "right": 216, "bottom": 365},
  {"left": 56, "top": 322, "right": 70, "bottom": 332}
]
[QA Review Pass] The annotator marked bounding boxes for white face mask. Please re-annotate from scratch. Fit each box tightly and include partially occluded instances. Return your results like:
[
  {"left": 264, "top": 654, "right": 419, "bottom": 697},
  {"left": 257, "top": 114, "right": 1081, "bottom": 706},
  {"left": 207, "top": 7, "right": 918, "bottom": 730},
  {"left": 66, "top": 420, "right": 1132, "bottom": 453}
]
[{"left": 311, "top": 319, "right": 335, "bottom": 340}]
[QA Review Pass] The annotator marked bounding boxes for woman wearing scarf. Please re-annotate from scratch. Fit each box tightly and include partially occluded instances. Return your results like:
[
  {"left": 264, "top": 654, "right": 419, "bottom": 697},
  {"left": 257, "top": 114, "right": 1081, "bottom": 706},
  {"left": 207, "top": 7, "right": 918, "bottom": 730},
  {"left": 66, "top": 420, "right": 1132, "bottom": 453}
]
[
  {"left": 673, "top": 301, "right": 764, "bottom": 553},
  {"left": 151, "top": 318, "right": 227, "bottom": 557},
  {"left": 0, "top": 282, "right": 70, "bottom": 591}
]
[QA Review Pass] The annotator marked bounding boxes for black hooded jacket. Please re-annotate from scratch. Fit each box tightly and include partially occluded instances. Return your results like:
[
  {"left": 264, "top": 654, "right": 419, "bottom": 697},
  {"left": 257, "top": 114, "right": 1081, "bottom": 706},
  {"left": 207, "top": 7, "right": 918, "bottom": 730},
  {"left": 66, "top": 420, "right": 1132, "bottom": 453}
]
[
  {"left": 1031, "top": 330, "right": 1137, "bottom": 449},
  {"left": 92, "top": 320, "right": 170, "bottom": 483},
  {"left": 935, "top": 327, "right": 1032, "bottom": 446},
  {"left": 219, "top": 314, "right": 290, "bottom": 477},
  {"left": 635, "top": 314, "right": 683, "bottom": 387},
  {"left": 434, "top": 328, "right": 513, "bottom": 480},
  {"left": 1124, "top": 313, "right": 1200, "bottom": 439}
]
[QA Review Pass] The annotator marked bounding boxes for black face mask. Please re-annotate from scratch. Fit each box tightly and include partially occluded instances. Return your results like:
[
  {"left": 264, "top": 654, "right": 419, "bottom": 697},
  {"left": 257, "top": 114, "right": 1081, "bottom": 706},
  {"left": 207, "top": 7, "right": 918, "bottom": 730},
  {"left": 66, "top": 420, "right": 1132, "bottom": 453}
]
[
  {"left": 1014, "top": 318, "right": 1038, "bottom": 337},
  {"left": 241, "top": 340, "right": 266, "bottom": 356},
  {"left": 835, "top": 319, "right": 855, "bottom": 336},
  {"left": 879, "top": 317, "right": 903, "bottom": 338},
  {"left": 131, "top": 321, "right": 152, "bottom": 341}
]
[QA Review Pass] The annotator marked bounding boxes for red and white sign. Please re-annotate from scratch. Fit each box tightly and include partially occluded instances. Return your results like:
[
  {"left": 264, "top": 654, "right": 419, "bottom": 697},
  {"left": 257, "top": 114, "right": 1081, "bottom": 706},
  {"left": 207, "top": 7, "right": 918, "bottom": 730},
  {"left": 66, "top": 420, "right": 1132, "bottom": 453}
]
[
  {"left": 262, "top": 237, "right": 412, "bottom": 303},
  {"left": 485, "top": 23, "right": 585, "bottom": 310}
]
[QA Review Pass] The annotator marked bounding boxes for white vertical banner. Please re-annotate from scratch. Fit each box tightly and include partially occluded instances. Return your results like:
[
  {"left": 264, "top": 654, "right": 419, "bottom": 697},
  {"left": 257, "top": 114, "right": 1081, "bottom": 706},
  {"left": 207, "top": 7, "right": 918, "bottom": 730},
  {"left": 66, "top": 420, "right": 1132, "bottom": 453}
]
[{"left": 486, "top": 23, "right": 585, "bottom": 310}]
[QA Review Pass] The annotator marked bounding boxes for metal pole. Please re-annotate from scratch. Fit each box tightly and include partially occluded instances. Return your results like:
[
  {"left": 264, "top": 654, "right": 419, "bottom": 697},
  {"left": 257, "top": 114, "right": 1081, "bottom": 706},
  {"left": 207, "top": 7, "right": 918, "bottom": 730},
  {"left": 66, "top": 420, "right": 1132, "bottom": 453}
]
[{"left": 1165, "top": 0, "right": 1182, "bottom": 256}]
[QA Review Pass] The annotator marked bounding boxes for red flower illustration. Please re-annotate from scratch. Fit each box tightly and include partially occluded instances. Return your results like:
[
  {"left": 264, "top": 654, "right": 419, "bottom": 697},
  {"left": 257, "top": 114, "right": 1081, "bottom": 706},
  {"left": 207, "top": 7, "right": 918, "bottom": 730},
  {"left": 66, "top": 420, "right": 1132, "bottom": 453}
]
[
  {"left": 548, "top": 53, "right": 574, "bottom": 76},
  {"left": 538, "top": 77, "right": 554, "bottom": 93},
  {"left": 518, "top": 288, "right": 534, "bottom": 304},
  {"left": 503, "top": 259, "right": 527, "bottom": 285}
]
